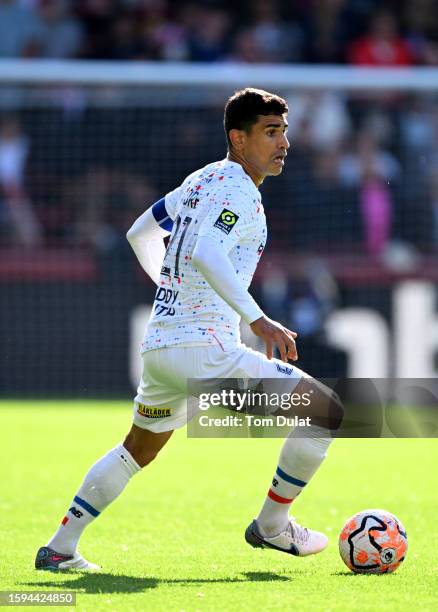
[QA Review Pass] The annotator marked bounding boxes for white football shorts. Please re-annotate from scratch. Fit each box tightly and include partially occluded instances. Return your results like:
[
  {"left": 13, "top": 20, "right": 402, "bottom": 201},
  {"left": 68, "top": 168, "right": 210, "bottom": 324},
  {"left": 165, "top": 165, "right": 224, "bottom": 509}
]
[{"left": 133, "top": 344, "right": 310, "bottom": 433}]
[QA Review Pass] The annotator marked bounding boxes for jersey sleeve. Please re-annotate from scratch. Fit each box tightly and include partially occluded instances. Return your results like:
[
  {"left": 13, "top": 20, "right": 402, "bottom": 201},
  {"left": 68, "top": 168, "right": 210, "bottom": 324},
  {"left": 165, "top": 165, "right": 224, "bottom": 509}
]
[
  {"left": 197, "top": 186, "right": 256, "bottom": 252},
  {"left": 151, "top": 197, "right": 173, "bottom": 233},
  {"left": 164, "top": 184, "right": 183, "bottom": 220}
]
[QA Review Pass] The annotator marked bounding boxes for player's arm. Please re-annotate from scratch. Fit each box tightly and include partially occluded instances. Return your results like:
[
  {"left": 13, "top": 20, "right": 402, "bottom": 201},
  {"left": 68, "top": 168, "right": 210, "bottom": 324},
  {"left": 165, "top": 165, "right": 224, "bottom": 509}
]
[
  {"left": 126, "top": 198, "right": 173, "bottom": 286},
  {"left": 192, "top": 237, "right": 297, "bottom": 362},
  {"left": 192, "top": 236, "right": 263, "bottom": 324}
]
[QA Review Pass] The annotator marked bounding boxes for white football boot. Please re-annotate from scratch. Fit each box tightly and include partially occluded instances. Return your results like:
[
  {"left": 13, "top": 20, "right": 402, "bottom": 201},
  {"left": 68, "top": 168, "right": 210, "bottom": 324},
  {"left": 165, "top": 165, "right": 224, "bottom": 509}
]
[
  {"left": 35, "top": 546, "right": 101, "bottom": 571},
  {"left": 245, "top": 517, "right": 328, "bottom": 556}
]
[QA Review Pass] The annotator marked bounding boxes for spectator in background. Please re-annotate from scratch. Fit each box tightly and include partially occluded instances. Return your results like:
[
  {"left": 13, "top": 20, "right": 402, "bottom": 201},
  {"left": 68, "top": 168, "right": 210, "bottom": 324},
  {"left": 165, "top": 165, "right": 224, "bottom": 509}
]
[
  {"left": 416, "top": 38, "right": 438, "bottom": 66},
  {"left": 399, "top": 97, "right": 437, "bottom": 247},
  {"left": 2, "top": 0, "right": 438, "bottom": 66},
  {"left": 247, "top": 0, "right": 305, "bottom": 63},
  {"left": 403, "top": 0, "right": 438, "bottom": 36},
  {"left": 311, "top": 149, "right": 359, "bottom": 247},
  {"left": 0, "top": 116, "right": 43, "bottom": 247},
  {"left": 260, "top": 268, "right": 289, "bottom": 322},
  {"left": 228, "top": 27, "right": 268, "bottom": 63},
  {"left": 300, "top": 0, "right": 381, "bottom": 63},
  {"left": 288, "top": 258, "right": 346, "bottom": 377},
  {"left": 403, "top": 0, "right": 438, "bottom": 65},
  {"left": 429, "top": 109, "right": 438, "bottom": 240},
  {"left": 0, "top": 0, "right": 45, "bottom": 57},
  {"left": 135, "top": 0, "right": 176, "bottom": 61},
  {"left": 339, "top": 128, "right": 400, "bottom": 255},
  {"left": 281, "top": 92, "right": 355, "bottom": 247},
  {"left": 430, "top": 166, "right": 438, "bottom": 245},
  {"left": 265, "top": 91, "right": 356, "bottom": 250},
  {"left": 76, "top": 0, "right": 115, "bottom": 59},
  {"left": 110, "top": 11, "right": 147, "bottom": 60},
  {"left": 147, "top": 1, "right": 190, "bottom": 61},
  {"left": 358, "top": 137, "right": 393, "bottom": 256},
  {"left": 188, "top": 4, "right": 230, "bottom": 62},
  {"left": 348, "top": 9, "right": 414, "bottom": 66},
  {"left": 289, "top": 259, "right": 339, "bottom": 338},
  {"left": 38, "top": 0, "right": 85, "bottom": 59},
  {"left": 72, "top": 167, "right": 157, "bottom": 252},
  {"left": 301, "top": 0, "right": 350, "bottom": 64},
  {"left": 286, "top": 91, "right": 351, "bottom": 151}
]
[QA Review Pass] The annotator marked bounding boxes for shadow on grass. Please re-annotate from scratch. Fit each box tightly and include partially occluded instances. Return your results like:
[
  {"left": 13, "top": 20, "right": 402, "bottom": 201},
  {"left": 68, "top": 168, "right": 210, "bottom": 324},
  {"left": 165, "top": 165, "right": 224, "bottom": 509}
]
[{"left": 23, "top": 571, "right": 290, "bottom": 594}]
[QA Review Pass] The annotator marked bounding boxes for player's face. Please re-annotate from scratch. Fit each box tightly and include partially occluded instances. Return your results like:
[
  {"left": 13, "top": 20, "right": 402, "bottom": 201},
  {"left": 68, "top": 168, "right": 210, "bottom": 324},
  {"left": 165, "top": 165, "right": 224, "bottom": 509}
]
[{"left": 242, "top": 114, "right": 289, "bottom": 181}]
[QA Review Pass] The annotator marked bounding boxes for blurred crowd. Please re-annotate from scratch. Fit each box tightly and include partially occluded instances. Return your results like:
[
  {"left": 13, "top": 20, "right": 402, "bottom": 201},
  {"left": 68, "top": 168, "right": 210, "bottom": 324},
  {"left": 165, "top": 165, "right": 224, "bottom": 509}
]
[
  {"left": 1, "top": 0, "right": 438, "bottom": 258},
  {"left": 266, "top": 90, "right": 438, "bottom": 254},
  {"left": 1, "top": 89, "right": 438, "bottom": 256},
  {"left": 1, "top": 0, "right": 438, "bottom": 65}
]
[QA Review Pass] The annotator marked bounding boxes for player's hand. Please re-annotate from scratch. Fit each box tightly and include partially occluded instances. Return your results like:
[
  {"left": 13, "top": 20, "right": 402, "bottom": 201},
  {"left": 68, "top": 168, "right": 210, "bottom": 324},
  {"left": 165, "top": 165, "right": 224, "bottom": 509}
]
[{"left": 250, "top": 316, "right": 298, "bottom": 363}]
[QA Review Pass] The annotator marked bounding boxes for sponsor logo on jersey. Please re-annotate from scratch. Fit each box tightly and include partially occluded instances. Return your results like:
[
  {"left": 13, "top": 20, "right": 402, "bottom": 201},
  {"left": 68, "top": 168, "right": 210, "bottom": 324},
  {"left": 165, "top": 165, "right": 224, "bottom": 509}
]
[
  {"left": 276, "top": 363, "right": 293, "bottom": 375},
  {"left": 154, "top": 287, "right": 179, "bottom": 317},
  {"left": 214, "top": 208, "right": 239, "bottom": 234},
  {"left": 155, "top": 287, "right": 179, "bottom": 304},
  {"left": 182, "top": 195, "right": 199, "bottom": 209},
  {"left": 137, "top": 404, "right": 172, "bottom": 418}
]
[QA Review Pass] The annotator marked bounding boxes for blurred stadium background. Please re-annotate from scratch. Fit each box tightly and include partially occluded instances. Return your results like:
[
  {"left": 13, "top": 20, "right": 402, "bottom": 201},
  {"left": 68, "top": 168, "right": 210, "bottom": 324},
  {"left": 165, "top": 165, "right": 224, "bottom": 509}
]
[{"left": 1, "top": 0, "right": 438, "bottom": 398}]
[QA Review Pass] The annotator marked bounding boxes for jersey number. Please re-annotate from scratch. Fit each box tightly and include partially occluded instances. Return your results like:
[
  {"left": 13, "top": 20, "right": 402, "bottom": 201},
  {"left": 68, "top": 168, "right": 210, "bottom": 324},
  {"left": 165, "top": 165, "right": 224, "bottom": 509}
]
[{"left": 167, "top": 215, "right": 192, "bottom": 279}]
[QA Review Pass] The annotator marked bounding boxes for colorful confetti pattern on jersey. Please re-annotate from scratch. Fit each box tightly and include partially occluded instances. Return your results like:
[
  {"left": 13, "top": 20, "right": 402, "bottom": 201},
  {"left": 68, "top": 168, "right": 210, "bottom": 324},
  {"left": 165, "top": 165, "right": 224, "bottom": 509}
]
[{"left": 142, "top": 159, "right": 267, "bottom": 353}]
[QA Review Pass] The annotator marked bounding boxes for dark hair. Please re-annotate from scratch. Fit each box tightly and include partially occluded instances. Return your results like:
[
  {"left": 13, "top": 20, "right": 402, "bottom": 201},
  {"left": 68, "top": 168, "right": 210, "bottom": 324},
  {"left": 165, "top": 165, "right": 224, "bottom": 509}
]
[{"left": 224, "top": 88, "right": 288, "bottom": 149}]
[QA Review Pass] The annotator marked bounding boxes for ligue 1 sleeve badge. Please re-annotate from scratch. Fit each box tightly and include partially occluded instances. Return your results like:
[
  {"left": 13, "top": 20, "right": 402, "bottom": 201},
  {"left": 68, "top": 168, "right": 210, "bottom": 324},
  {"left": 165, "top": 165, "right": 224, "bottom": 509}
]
[{"left": 214, "top": 209, "right": 239, "bottom": 234}]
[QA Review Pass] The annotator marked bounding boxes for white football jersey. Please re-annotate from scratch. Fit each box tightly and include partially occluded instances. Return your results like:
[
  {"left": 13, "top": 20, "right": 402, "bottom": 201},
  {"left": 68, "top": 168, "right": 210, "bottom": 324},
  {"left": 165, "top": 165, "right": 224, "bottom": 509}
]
[{"left": 142, "top": 159, "right": 267, "bottom": 352}]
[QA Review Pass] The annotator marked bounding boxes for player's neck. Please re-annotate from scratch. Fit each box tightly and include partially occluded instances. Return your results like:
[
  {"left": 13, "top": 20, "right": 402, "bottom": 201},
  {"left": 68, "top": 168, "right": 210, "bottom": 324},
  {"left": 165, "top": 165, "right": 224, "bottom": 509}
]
[{"left": 227, "top": 152, "right": 264, "bottom": 187}]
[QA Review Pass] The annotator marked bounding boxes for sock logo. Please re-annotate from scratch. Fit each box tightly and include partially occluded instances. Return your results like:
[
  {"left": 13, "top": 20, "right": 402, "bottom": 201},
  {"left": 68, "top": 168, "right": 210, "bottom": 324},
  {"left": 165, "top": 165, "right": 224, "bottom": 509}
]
[
  {"left": 69, "top": 506, "right": 84, "bottom": 519},
  {"left": 272, "top": 478, "right": 279, "bottom": 488}
]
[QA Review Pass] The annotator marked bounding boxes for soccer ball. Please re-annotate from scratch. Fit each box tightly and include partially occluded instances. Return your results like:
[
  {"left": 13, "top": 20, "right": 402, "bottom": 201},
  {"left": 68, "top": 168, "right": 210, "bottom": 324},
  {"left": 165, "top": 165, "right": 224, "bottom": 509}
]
[{"left": 339, "top": 509, "right": 408, "bottom": 574}]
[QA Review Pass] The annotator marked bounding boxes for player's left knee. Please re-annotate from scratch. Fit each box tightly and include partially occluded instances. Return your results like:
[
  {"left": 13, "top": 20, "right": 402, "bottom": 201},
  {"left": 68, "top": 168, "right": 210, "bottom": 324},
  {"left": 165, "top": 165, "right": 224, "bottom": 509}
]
[
  {"left": 310, "top": 387, "right": 344, "bottom": 432},
  {"left": 327, "top": 390, "right": 344, "bottom": 431}
]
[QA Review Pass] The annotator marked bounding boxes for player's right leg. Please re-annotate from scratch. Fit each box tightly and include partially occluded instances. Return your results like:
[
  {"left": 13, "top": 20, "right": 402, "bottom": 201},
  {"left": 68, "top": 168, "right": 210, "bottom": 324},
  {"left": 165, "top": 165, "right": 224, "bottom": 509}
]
[
  {"left": 35, "top": 346, "right": 184, "bottom": 572},
  {"left": 35, "top": 426, "right": 173, "bottom": 571}
]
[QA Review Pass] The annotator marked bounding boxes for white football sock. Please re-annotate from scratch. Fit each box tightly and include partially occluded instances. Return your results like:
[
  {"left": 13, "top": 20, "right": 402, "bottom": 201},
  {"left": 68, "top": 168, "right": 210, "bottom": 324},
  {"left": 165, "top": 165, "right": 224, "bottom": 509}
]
[
  {"left": 257, "top": 428, "right": 332, "bottom": 537},
  {"left": 47, "top": 444, "right": 140, "bottom": 555}
]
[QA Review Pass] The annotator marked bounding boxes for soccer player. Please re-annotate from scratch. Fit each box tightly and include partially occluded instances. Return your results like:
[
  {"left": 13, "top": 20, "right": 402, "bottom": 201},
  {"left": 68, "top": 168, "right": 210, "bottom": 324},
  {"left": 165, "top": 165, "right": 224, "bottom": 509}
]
[{"left": 35, "top": 88, "right": 341, "bottom": 571}]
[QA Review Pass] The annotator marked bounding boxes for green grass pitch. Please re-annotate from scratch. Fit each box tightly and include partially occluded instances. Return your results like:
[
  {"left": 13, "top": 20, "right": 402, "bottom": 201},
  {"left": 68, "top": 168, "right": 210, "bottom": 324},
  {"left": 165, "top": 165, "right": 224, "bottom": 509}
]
[{"left": 1, "top": 400, "right": 437, "bottom": 611}]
